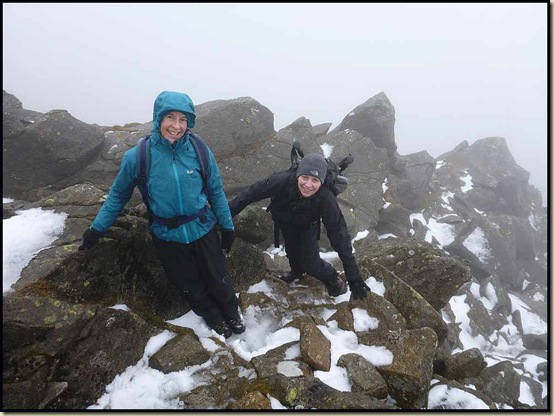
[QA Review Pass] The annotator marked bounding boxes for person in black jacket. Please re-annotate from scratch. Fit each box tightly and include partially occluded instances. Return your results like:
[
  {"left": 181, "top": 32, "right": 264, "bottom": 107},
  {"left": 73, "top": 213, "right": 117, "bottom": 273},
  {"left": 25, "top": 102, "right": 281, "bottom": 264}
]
[{"left": 228, "top": 153, "right": 370, "bottom": 300}]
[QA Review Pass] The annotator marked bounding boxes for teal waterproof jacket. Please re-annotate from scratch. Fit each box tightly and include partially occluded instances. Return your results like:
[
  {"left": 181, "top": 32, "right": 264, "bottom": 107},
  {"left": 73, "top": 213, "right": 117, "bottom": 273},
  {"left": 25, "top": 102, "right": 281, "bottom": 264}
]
[{"left": 91, "top": 91, "right": 234, "bottom": 244}]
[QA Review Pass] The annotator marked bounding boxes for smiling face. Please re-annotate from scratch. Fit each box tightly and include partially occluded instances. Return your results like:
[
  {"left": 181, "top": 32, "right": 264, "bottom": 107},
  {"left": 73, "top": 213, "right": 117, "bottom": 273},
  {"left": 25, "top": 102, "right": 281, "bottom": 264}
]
[
  {"left": 160, "top": 111, "right": 188, "bottom": 143},
  {"left": 297, "top": 174, "right": 322, "bottom": 198}
]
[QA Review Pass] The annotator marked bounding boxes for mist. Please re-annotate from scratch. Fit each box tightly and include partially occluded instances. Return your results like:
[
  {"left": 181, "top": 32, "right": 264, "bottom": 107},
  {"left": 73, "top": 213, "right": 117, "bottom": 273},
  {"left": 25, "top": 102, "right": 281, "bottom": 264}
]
[{"left": 2, "top": 3, "right": 547, "bottom": 204}]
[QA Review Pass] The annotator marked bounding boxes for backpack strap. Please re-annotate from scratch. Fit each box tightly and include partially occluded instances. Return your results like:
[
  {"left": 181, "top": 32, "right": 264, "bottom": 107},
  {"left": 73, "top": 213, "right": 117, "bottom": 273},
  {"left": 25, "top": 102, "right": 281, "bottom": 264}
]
[
  {"left": 337, "top": 154, "right": 354, "bottom": 173},
  {"left": 188, "top": 131, "right": 211, "bottom": 197},
  {"left": 136, "top": 135, "right": 152, "bottom": 214},
  {"left": 290, "top": 141, "right": 304, "bottom": 169}
]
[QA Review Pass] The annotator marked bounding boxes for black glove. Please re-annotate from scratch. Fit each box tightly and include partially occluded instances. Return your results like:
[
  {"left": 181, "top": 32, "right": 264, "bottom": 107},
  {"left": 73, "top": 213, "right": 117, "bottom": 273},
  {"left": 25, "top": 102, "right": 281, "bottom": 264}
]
[
  {"left": 220, "top": 228, "right": 235, "bottom": 254},
  {"left": 343, "top": 263, "right": 369, "bottom": 300},
  {"left": 78, "top": 228, "right": 104, "bottom": 251},
  {"left": 349, "top": 278, "right": 371, "bottom": 300}
]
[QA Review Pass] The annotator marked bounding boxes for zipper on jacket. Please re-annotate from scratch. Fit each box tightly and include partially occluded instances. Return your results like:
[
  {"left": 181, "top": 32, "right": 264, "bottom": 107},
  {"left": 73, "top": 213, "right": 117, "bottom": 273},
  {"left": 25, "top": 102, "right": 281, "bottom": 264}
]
[{"left": 171, "top": 146, "right": 189, "bottom": 243}]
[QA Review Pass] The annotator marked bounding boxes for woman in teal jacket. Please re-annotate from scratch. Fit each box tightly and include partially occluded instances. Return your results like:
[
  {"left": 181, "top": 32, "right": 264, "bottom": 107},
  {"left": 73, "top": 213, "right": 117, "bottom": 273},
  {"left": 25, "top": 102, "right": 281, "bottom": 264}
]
[{"left": 79, "top": 91, "right": 244, "bottom": 339}]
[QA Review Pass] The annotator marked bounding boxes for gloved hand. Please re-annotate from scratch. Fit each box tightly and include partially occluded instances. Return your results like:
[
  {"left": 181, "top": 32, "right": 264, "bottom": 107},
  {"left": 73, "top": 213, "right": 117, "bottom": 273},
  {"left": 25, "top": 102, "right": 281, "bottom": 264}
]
[
  {"left": 349, "top": 278, "right": 371, "bottom": 300},
  {"left": 220, "top": 228, "right": 235, "bottom": 254},
  {"left": 78, "top": 228, "right": 104, "bottom": 251},
  {"left": 343, "top": 263, "right": 370, "bottom": 300}
]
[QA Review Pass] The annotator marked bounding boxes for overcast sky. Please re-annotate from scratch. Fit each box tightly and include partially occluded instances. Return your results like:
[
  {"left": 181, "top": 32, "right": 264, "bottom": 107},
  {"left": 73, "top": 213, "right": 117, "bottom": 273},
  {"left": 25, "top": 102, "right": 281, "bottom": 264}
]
[{"left": 3, "top": 3, "right": 548, "bottom": 203}]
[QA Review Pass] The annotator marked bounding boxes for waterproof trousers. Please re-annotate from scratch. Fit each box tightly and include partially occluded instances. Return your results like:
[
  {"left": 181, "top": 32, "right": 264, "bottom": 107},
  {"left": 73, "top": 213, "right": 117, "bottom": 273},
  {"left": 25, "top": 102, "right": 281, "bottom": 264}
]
[
  {"left": 152, "top": 226, "right": 240, "bottom": 328},
  {"left": 278, "top": 221, "right": 337, "bottom": 284}
]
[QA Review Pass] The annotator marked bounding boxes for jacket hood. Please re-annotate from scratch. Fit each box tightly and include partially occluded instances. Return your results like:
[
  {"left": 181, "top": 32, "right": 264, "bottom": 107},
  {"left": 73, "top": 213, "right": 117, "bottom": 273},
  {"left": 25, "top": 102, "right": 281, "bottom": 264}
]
[{"left": 152, "top": 91, "right": 197, "bottom": 132}]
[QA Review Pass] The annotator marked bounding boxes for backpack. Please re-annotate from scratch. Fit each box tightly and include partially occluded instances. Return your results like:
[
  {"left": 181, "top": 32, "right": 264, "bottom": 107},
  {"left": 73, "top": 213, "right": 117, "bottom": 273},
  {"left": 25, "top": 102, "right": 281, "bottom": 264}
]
[
  {"left": 136, "top": 131, "right": 211, "bottom": 228},
  {"left": 273, "top": 142, "right": 354, "bottom": 247},
  {"left": 290, "top": 141, "right": 353, "bottom": 197}
]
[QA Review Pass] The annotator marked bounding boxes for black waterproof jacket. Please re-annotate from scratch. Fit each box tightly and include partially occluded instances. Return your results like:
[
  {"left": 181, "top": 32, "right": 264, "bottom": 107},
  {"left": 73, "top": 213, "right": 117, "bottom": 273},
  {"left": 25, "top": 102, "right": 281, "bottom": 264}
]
[{"left": 229, "top": 169, "right": 361, "bottom": 281}]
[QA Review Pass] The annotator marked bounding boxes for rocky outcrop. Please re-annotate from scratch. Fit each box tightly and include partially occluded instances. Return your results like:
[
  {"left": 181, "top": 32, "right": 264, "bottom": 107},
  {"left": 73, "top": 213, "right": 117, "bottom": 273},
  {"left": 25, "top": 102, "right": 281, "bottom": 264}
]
[
  {"left": 3, "top": 92, "right": 105, "bottom": 200},
  {"left": 2, "top": 90, "right": 547, "bottom": 410},
  {"left": 194, "top": 97, "right": 275, "bottom": 156}
]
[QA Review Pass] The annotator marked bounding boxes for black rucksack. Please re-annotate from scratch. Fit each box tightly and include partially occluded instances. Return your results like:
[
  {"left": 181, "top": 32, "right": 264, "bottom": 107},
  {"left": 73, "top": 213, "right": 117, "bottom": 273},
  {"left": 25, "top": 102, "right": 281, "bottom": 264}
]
[
  {"left": 289, "top": 141, "right": 353, "bottom": 197},
  {"left": 273, "top": 142, "right": 354, "bottom": 247}
]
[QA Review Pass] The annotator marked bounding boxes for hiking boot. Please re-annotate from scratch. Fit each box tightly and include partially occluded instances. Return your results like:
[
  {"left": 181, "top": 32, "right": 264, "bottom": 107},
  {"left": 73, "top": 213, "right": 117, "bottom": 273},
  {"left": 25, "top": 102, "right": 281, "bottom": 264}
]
[
  {"left": 280, "top": 271, "right": 301, "bottom": 284},
  {"left": 226, "top": 317, "right": 246, "bottom": 334},
  {"left": 325, "top": 273, "right": 347, "bottom": 297},
  {"left": 211, "top": 321, "right": 233, "bottom": 339}
]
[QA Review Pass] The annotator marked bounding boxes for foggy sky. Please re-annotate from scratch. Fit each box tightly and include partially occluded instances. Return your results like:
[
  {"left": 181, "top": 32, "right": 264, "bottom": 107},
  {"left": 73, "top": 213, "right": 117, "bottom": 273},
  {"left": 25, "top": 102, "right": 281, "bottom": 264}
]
[{"left": 3, "top": 3, "right": 548, "bottom": 204}]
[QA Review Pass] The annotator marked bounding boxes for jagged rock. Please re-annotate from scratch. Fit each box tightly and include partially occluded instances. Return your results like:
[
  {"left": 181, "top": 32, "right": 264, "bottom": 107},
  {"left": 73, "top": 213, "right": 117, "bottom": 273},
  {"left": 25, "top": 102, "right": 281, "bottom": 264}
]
[
  {"left": 3, "top": 199, "right": 33, "bottom": 219},
  {"left": 225, "top": 238, "right": 269, "bottom": 292},
  {"left": 2, "top": 90, "right": 547, "bottom": 410},
  {"left": 299, "top": 321, "right": 331, "bottom": 371},
  {"left": 358, "top": 327, "right": 438, "bottom": 409},
  {"left": 511, "top": 309, "right": 524, "bottom": 334},
  {"left": 262, "top": 374, "right": 397, "bottom": 409},
  {"left": 328, "top": 302, "right": 355, "bottom": 331},
  {"left": 359, "top": 237, "right": 471, "bottom": 311},
  {"left": 375, "top": 202, "right": 412, "bottom": 237},
  {"left": 232, "top": 205, "right": 274, "bottom": 246},
  {"left": 194, "top": 96, "right": 275, "bottom": 156},
  {"left": 479, "top": 274, "right": 512, "bottom": 315},
  {"left": 228, "top": 391, "right": 272, "bottom": 409},
  {"left": 33, "top": 183, "right": 107, "bottom": 209},
  {"left": 49, "top": 307, "right": 161, "bottom": 409},
  {"left": 517, "top": 349, "right": 548, "bottom": 362},
  {"left": 429, "top": 374, "right": 497, "bottom": 409},
  {"left": 3, "top": 294, "right": 99, "bottom": 387},
  {"left": 337, "top": 353, "right": 388, "bottom": 398},
  {"left": 436, "top": 214, "right": 464, "bottom": 225},
  {"left": 411, "top": 217, "right": 430, "bottom": 241},
  {"left": 388, "top": 150, "right": 436, "bottom": 211},
  {"left": 445, "top": 214, "right": 543, "bottom": 290},
  {"left": 464, "top": 360, "right": 521, "bottom": 406},
  {"left": 2, "top": 366, "right": 51, "bottom": 410},
  {"left": 3, "top": 103, "right": 105, "bottom": 200},
  {"left": 18, "top": 215, "right": 191, "bottom": 320},
  {"left": 239, "top": 291, "right": 280, "bottom": 311},
  {"left": 149, "top": 331, "right": 211, "bottom": 373},
  {"left": 436, "top": 137, "right": 531, "bottom": 216},
  {"left": 360, "top": 257, "right": 448, "bottom": 343},
  {"left": 315, "top": 128, "right": 390, "bottom": 237},
  {"left": 277, "top": 116, "right": 317, "bottom": 144},
  {"left": 435, "top": 347, "right": 486, "bottom": 380},
  {"left": 335, "top": 91, "right": 397, "bottom": 157},
  {"left": 179, "top": 352, "right": 253, "bottom": 410},
  {"left": 536, "top": 362, "right": 547, "bottom": 383},
  {"left": 250, "top": 341, "right": 311, "bottom": 379},
  {"left": 519, "top": 375, "right": 546, "bottom": 409},
  {"left": 312, "top": 122, "right": 332, "bottom": 138},
  {"left": 286, "top": 313, "right": 327, "bottom": 330},
  {"left": 348, "top": 291, "right": 407, "bottom": 332},
  {"left": 3, "top": 90, "right": 44, "bottom": 138},
  {"left": 466, "top": 294, "right": 503, "bottom": 336},
  {"left": 435, "top": 322, "right": 463, "bottom": 358},
  {"left": 522, "top": 333, "right": 547, "bottom": 350}
]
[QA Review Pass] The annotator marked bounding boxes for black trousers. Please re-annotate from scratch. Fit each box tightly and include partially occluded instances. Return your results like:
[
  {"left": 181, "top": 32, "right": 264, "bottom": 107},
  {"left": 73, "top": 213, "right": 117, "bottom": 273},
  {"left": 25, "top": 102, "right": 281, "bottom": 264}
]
[
  {"left": 279, "top": 222, "right": 337, "bottom": 284},
  {"left": 152, "top": 227, "right": 239, "bottom": 327}
]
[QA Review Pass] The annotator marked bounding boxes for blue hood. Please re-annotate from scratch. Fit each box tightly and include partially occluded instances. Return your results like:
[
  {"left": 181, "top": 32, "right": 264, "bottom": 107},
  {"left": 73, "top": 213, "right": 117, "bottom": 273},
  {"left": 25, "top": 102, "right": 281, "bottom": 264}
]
[{"left": 152, "top": 91, "right": 197, "bottom": 132}]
